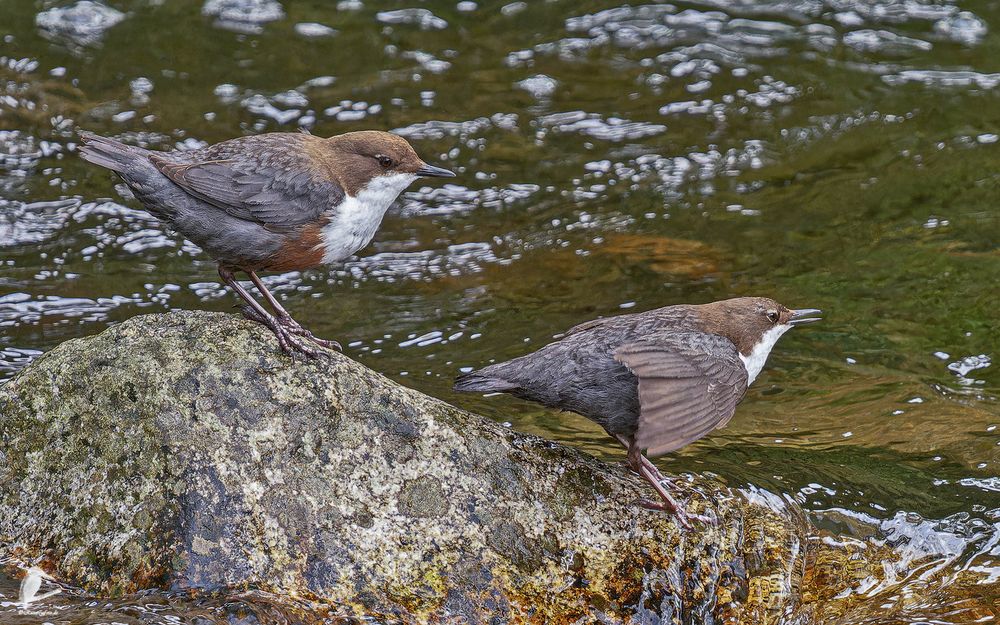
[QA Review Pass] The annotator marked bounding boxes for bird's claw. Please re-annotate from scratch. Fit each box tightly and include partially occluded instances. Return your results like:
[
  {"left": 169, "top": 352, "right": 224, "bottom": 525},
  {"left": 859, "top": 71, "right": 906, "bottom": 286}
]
[
  {"left": 240, "top": 306, "right": 337, "bottom": 359},
  {"left": 276, "top": 327, "right": 328, "bottom": 359},
  {"left": 636, "top": 498, "right": 714, "bottom": 529},
  {"left": 275, "top": 314, "right": 342, "bottom": 351}
]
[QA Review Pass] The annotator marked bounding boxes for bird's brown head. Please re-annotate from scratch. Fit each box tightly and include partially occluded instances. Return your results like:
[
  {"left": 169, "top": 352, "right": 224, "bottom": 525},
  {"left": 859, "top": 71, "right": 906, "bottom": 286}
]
[
  {"left": 320, "top": 130, "right": 454, "bottom": 196},
  {"left": 695, "top": 296, "right": 821, "bottom": 356}
]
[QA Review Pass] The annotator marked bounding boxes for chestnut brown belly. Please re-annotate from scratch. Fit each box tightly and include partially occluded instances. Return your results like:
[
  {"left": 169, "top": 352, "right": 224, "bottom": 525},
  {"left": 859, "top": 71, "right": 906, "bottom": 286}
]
[{"left": 259, "top": 222, "right": 327, "bottom": 272}]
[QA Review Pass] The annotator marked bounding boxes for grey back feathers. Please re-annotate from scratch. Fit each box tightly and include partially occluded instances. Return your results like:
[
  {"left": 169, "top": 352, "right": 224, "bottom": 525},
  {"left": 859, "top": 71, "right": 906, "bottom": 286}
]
[
  {"left": 79, "top": 132, "right": 299, "bottom": 268},
  {"left": 150, "top": 133, "right": 345, "bottom": 233}
]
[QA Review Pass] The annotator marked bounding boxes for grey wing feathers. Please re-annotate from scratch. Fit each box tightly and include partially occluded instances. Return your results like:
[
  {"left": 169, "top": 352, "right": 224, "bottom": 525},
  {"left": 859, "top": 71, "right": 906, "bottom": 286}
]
[
  {"left": 614, "top": 332, "right": 748, "bottom": 456},
  {"left": 151, "top": 149, "right": 342, "bottom": 232}
]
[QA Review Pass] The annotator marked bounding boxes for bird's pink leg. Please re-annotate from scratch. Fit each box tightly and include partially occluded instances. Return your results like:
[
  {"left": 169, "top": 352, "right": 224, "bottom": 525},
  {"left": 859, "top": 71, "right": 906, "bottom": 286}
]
[
  {"left": 613, "top": 433, "right": 710, "bottom": 528},
  {"left": 245, "top": 271, "right": 341, "bottom": 351},
  {"left": 218, "top": 266, "right": 326, "bottom": 358}
]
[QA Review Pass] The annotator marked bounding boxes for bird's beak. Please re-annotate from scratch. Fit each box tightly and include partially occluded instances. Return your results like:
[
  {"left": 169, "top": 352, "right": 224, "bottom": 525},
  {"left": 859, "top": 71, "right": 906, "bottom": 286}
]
[
  {"left": 789, "top": 308, "right": 822, "bottom": 326},
  {"left": 415, "top": 163, "right": 456, "bottom": 178}
]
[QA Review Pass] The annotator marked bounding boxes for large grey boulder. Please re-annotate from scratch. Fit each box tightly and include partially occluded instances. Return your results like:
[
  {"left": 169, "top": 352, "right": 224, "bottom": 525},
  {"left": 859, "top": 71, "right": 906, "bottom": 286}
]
[{"left": 0, "top": 311, "right": 841, "bottom": 622}]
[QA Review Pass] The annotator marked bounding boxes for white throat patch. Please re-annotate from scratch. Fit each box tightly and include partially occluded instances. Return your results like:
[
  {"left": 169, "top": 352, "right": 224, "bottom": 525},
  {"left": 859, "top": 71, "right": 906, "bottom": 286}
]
[
  {"left": 739, "top": 324, "right": 791, "bottom": 386},
  {"left": 320, "top": 173, "right": 417, "bottom": 264}
]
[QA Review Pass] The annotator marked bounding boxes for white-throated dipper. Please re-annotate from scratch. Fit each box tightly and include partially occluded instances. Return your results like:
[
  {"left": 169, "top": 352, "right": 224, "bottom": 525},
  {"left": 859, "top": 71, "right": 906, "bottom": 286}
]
[
  {"left": 454, "top": 296, "right": 820, "bottom": 527},
  {"left": 79, "top": 130, "right": 455, "bottom": 357}
]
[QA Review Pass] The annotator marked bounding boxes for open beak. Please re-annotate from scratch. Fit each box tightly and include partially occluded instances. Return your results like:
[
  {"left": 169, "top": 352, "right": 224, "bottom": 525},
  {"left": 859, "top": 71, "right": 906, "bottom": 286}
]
[
  {"left": 416, "top": 163, "right": 456, "bottom": 178},
  {"left": 789, "top": 308, "right": 822, "bottom": 326}
]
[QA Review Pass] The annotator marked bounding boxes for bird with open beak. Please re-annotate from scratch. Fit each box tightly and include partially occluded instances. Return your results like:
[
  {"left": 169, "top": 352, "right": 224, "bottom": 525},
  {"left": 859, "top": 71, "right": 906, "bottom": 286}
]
[{"left": 455, "top": 297, "right": 821, "bottom": 527}]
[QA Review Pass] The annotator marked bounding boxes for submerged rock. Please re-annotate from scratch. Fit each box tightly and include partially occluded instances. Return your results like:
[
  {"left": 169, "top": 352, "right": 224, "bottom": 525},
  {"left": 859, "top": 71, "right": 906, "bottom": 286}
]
[{"left": 5, "top": 311, "right": 989, "bottom": 622}]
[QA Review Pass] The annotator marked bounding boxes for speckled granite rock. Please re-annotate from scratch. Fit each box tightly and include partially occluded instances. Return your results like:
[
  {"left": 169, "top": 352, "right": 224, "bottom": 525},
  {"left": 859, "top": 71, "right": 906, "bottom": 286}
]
[{"left": 0, "top": 311, "right": 814, "bottom": 623}]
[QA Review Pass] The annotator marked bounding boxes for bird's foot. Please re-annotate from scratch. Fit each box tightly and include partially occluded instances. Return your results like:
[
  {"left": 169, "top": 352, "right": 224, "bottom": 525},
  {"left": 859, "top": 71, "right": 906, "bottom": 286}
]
[
  {"left": 629, "top": 458, "right": 714, "bottom": 529},
  {"left": 637, "top": 498, "right": 715, "bottom": 529},
  {"left": 274, "top": 313, "right": 342, "bottom": 351},
  {"left": 241, "top": 306, "right": 332, "bottom": 359},
  {"left": 645, "top": 468, "right": 676, "bottom": 489}
]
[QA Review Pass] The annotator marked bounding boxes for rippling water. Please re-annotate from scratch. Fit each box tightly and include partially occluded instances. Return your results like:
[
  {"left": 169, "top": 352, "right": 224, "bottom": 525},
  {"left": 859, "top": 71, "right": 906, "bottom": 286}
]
[{"left": 2, "top": 0, "right": 1000, "bottom": 622}]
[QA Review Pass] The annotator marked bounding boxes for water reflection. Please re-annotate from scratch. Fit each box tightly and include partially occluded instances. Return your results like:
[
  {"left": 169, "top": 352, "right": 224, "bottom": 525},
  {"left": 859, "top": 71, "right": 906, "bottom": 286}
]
[
  {"left": 1, "top": 0, "right": 999, "bottom": 621},
  {"left": 35, "top": 1, "right": 125, "bottom": 49}
]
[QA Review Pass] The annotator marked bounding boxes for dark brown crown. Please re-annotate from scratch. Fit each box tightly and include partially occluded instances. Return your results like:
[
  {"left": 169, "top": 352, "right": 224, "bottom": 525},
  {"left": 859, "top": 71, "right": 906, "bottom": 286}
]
[{"left": 693, "top": 297, "right": 793, "bottom": 355}]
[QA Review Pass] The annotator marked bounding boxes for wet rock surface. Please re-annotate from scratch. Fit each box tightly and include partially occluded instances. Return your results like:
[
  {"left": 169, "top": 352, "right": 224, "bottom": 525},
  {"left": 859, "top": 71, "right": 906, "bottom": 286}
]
[
  {"left": 2, "top": 311, "right": 996, "bottom": 623},
  {"left": 0, "top": 310, "right": 814, "bottom": 623}
]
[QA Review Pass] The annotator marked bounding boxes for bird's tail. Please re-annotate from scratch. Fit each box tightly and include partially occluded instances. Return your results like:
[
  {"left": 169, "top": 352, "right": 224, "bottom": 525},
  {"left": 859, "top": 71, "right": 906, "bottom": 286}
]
[
  {"left": 78, "top": 131, "right": 146, "bottom": 173},
  {"left": 453, "top": 370, "right": 518, "bottom": 393}
]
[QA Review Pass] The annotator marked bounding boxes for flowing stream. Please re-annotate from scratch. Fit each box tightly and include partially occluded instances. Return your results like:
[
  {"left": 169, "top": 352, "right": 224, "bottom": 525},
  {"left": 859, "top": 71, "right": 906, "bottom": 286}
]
[{"left": 1, "top": 0, "right": 999, "bottom": 622}]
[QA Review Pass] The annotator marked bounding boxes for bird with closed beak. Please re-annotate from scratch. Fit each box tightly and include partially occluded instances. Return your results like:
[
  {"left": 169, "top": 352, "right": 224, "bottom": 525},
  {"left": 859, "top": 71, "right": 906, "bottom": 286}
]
[
  {"left": 454, "top": 296, "right": 821, "bottom": 527},
  {"left": 79, "top": 130, "right": 455, "bottom": 357}
]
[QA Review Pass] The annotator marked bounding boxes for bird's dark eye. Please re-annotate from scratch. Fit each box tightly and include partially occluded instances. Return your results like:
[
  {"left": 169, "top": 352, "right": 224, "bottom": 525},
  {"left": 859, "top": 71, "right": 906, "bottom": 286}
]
[
  {"left": 766, "top": 310, "right": 779, "bottom": 323},
  {"left": 376, "top": 155, "right": 394, "bottom": 168}
]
